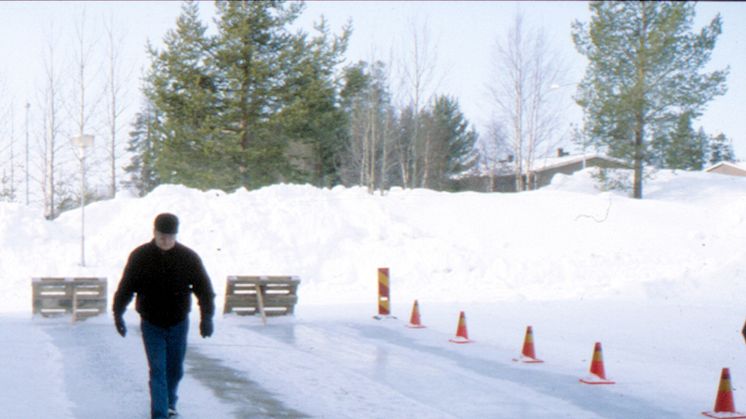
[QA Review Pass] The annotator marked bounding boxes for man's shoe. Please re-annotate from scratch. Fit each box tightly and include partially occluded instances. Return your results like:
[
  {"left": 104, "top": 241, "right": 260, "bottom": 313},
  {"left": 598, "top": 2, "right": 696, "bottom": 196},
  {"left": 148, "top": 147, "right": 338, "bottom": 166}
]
[{"left": 168, "top": 408, "right": 178, "bottom": 417}]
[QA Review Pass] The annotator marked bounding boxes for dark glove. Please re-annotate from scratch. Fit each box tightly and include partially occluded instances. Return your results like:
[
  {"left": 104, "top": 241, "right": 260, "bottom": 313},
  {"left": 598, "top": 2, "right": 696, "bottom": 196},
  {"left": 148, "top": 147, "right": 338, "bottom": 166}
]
[
  {"left": 200, "top": 318, "right": 214, "bottom": 338},
  {"left": 114, "top": 315, "right": 127, "bottom": 337}
]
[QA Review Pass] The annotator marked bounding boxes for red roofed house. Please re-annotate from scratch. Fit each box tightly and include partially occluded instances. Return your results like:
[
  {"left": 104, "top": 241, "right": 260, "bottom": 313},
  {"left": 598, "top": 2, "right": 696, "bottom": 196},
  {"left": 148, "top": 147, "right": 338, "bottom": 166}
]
[{"left": 704, "top": 161, "right": 746, "bottom": 177}]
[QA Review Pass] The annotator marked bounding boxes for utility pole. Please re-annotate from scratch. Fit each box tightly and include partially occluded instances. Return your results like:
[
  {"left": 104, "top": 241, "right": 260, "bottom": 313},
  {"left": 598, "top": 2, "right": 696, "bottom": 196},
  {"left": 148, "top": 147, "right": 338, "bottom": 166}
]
[
  {"left": 9, "top": 105, "right": 15, "bottom": 201},
  {"left": 25, "top": 102, "right": 30, "bottom": 205}
]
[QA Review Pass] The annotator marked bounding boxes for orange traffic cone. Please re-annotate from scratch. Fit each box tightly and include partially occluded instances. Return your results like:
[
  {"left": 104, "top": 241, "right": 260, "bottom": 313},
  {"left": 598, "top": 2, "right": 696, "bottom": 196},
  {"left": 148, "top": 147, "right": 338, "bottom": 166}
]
[
  {"left": 513, "top": 326, "right": 543, "bottom": 363},
  {"left": 702, "top": 368, "right": 746, "bottom": 418},
  {"left": 449, "top": 311, "right": 473, "bottom": 343},
  {"left": 579, "top": 342, "right": 615, "bottom": 384},
  {"left": 406, "top": 300, "right": 426, "bottom": 328}
]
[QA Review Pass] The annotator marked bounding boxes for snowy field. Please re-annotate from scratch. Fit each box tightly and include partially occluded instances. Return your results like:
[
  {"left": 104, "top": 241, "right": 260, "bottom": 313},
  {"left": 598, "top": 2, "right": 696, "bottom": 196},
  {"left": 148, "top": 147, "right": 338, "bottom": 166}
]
[{"left": 1, "top": 168, "right": 745, "bottom": 418}]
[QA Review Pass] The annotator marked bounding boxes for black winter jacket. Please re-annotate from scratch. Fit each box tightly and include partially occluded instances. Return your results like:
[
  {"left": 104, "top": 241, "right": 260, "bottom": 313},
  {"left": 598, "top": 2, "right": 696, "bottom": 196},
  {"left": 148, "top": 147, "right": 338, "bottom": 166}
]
[{"left": 113, "top": 240, "right": 215, "bottom": 328}]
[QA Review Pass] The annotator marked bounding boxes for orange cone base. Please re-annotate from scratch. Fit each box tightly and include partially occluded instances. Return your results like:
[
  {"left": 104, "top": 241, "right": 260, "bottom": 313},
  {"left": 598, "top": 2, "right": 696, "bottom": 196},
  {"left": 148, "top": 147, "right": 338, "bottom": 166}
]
[
  {"left": 579, "top": 374, "right": 615, "bottom": 385},
  {"left": 701, "top": 412, "right": 746, "bottom": 419},
  {"left": 406, "top": 323, "right": 426, "bottom": 329},
  {"left": 373, "top": 314, "right": 397, "bottom": 320},
  {"left": 449, "top": 336, "right": 474, "bottom": 344},
  {"left": 512, "top": 355, "right": 544, "bottom": 364}
]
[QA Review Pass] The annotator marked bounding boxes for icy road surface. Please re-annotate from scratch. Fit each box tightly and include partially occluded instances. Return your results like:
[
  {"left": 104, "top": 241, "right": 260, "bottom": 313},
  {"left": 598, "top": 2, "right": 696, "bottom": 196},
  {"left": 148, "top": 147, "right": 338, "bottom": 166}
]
[{"left": 5, "top": 300, "right": 735, "bottom": 418}]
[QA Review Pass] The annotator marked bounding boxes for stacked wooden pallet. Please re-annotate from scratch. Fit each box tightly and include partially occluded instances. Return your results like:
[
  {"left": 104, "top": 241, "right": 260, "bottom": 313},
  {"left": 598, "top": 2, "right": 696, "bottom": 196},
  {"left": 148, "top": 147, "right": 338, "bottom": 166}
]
[
  {"left": 32, "top": 277, "right": 107, "bottom": 322},
  {"left": 224, "top": 275, "right": 300, "bottom": 322}
]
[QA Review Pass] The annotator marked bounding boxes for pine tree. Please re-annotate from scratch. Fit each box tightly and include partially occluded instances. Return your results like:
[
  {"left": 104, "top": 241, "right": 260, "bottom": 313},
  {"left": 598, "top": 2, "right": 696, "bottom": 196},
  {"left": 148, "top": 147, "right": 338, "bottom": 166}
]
[
  {"left": 276, "top": 17, "right": 351, "bottom": 186},
  {"left": 663, "top": 112, "right": 705, "bottom": 170},
  {"left": 422, "top": 95, "right": 478, "bottom": 190},
  {"left": 338, "top": 60, "right": 393, "bottom": 190},
  {"left": 649, "top": 127, "right": 671, "bottom": 169},
  {"left": 144, "top": 0, "right": 221, "bottom": 189},
  {"left": 137, "top": 0, "right": 352, "bottom": 191},
  {"left": 210, "top": 0, "right": 304, "bottom": 189},
  {"left": 124, "top": 105, "right": 160, "bottom": 196},
  {"left": 392, "top": 104, "right": 417, "bottom": 188},
  {"left": 692, "top": 128, "right": 709, "bottom": 171},
  {"left": 709, "top": 132, "right": 735, "bottom": 165},
  {"left": 573, "top": 2, "right": 728, "bottom": 198}
]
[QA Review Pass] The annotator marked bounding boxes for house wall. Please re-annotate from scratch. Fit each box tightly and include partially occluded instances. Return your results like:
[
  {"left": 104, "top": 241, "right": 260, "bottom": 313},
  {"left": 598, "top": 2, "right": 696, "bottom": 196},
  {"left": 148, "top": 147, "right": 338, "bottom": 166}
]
[
  {"left": 450, "top": 174, "right": 517, "bottom": 193},
  {"left": 451, "top": 157, "right": 629, "bottom": 193},
  {"left": 533, "top": 161, "right": 585, "bottom": 188},
  {"left": 533, "top": 157, "right": 628, "bottom": 189}
]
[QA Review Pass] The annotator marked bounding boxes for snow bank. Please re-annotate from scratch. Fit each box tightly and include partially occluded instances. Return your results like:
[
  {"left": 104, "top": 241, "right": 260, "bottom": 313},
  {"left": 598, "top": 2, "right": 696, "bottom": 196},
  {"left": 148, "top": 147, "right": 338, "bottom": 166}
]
[{"left": 2, "top": 169, "right": 745, "bottom": 314}]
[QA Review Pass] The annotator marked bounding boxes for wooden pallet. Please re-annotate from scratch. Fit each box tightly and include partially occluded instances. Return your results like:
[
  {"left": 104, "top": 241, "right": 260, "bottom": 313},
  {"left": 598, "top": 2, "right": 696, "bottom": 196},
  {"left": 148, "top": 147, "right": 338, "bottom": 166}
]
[
  {"left": 32, "top": 277, "right": 107, "bottom": 322},
  {"left": 224, "top": 275, "right": 300, "bottom": 322}
]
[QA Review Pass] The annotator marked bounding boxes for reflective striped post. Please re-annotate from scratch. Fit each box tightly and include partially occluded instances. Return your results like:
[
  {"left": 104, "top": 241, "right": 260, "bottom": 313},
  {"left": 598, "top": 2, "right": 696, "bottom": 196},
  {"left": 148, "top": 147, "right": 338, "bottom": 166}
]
[{"left": 374, "top": 268, "right": 395, "bottom": 319}]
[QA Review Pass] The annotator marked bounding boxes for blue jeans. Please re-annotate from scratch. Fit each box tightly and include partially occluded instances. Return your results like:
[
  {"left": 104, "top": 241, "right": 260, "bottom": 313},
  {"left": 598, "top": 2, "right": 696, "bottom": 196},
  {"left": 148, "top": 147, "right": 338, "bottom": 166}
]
[{"left": 141, "top": 318, "right": 189, "bottom": 419}]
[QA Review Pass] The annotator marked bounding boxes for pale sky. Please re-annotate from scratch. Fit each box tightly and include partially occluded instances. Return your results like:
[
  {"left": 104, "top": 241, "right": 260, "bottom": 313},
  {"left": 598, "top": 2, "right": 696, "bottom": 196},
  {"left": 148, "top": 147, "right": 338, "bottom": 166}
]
[{"left": 0, "top": 0, "right": 744, "bottom": 166}]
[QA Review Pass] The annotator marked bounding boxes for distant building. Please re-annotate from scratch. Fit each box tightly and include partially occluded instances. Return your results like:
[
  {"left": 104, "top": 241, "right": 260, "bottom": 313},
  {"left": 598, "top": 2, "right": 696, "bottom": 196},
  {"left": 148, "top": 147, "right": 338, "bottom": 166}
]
[
  {"left": 528, "top": 151, "right": 628, "bottom": 190},
  {"left": 704, "top": 161, "right": 746, "bottom": 177},
  {"left": 452, "top": 148, "right": 628, "bottom": 192}
]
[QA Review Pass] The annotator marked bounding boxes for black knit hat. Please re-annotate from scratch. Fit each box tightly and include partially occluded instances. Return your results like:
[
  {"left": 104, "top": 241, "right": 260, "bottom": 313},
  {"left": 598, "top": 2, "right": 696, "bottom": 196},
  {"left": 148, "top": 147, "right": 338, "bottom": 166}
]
[{"left": 154, "top": 213, "right": 179, "bottom": 234}]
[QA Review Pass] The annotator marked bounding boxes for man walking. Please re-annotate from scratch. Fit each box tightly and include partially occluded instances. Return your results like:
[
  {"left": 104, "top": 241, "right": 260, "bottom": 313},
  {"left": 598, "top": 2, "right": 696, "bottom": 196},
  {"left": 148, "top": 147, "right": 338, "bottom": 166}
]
[{"left": 113, "top": 213, "right": 215, "bottom": 418}]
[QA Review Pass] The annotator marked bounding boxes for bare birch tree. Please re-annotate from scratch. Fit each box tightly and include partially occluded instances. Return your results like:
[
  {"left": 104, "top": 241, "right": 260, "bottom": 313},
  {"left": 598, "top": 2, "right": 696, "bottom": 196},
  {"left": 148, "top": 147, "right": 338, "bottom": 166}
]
[
  {"left": 70, "top": 10, "right": 103, "bottom": 168},
  {"left": 103, "top": 15, "right": 130, "bottom": 197},
  {"left": 341, "top": 57, "right": 394, "bottom": 194},
  {"left": 24, "top": 102, "right": 30, "bottom": 205},
  {"left": 396, "top": 17, "right": 442, "bottom": 188},
  {"left": 0, "top": 93, "right": 17, "bottom": 201},
  {"left": 378, "top": 106, "right": 396, "bottom": 195},
  {"left": 489, "top": 13, "right": 567, "bottom": 191},
  {"left": 7, "top": 104, "right": 15, "bottom": 201},
  {"left": 366, "top": 90, "right": 377, "bottom": 192},
  {"left": 360, "top": 67, "right": 383, "bottom": 191},
  {"left": 477, "top": 119, "right": 512, "bottom": 191},
  {"left": 366, "top": 52, "right": 395, "bottom": 194},
  {"left": 40, "top": 24, "right": 65, "bottom": 218}
]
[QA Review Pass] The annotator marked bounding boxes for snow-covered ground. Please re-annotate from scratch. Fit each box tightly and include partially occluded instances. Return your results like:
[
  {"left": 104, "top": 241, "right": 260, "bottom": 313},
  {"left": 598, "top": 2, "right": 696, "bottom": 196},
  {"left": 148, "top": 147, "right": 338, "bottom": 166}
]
[{"left": 1, "top": 168, "right": 745, "bottom": 418}]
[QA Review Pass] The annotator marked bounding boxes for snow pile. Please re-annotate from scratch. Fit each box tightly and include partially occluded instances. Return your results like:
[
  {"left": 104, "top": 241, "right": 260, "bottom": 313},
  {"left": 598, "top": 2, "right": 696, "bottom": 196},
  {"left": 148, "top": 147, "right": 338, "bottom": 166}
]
[
  {"left": 1, "top": 168, "right": 744, "bottom": 312},
  {"left": 2, "top": 168, "right": 746, "bottom": 418}
]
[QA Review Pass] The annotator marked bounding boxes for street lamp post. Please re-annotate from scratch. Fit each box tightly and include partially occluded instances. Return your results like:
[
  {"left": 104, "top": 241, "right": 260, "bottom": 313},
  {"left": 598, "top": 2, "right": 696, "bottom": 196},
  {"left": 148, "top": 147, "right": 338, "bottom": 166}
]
[
  {"left": 73, "top": 134, "right": 94, "bottom": 267},
  {"left": 25, "top": 103, "right": 30, "bottom": 205}
]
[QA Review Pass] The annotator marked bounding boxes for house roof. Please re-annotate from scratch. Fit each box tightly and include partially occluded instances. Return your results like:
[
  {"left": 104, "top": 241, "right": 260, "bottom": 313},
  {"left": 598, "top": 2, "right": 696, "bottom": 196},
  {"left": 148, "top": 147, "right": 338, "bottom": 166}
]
[
  {"left": 464, "top": 153, "right": 626, "bottom": 179},
  {"left": 704, "top": 161, "right": 746, "bottom": 173},
  {"left": 528, "top": 153, "right": 625, "bottom": 173}
]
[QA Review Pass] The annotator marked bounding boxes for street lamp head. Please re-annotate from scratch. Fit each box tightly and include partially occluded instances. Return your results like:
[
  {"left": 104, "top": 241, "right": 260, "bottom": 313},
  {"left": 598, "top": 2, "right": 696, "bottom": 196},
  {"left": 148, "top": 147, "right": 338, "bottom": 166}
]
[
  {"left": 73, "top": 134, "right": 94, "bottom": 149},
  {"left": 550, "top": 82, "right": 577, "bottom": 91}
]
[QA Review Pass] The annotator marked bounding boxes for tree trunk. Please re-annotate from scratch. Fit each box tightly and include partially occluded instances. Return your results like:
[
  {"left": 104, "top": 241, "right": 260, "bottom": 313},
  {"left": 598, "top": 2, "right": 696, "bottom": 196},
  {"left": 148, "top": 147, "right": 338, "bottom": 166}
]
[
  {"left": 422, "top": 130, "right": 431, "bottom": 188},
  {"left": 633, "top": 6, "right": 648, "bottom": 200},
  {"left": 633, "top": 117, "right": 644, "bottom": 199},
  {"left": 368, "top": 103, "right": 377, "bottom": 193}
]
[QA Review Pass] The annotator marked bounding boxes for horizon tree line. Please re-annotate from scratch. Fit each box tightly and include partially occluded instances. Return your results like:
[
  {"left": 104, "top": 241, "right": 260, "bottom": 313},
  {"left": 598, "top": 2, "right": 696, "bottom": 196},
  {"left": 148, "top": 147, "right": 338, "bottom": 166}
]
[{"left": 0, "top": 0, "right": 738, "bottom": 212}]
